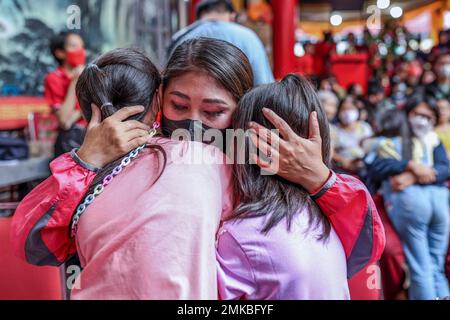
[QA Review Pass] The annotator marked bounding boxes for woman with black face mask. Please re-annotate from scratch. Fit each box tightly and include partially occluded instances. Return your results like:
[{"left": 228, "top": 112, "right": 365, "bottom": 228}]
[{"left": 12, "top": 38, "right": 384, "bottom": 294}]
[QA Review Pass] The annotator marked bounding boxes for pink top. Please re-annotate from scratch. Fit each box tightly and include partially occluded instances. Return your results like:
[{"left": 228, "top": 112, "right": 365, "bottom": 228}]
[
  {"left": 216, "top": 210, "right": 350, "bottom": 300},
  {"left": 71, "top": 138, "right": 233, "bottom": 300}
]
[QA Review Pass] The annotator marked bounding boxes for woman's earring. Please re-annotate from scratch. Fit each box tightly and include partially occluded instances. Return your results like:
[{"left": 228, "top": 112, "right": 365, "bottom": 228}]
[{"left": 149, "top": 111, "right": 162, "bottom": 137}]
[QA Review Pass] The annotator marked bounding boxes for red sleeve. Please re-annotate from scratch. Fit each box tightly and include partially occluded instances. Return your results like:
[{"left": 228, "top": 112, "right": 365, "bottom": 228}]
[
  {"left": 44, "top": 73, "right": 63, "bottom": 110},
  {"left": 311, "top": 171, "right": 386, "bottom": 278},
  {"left": 10, "top": 152, "right": 97, "bottom": 266}
]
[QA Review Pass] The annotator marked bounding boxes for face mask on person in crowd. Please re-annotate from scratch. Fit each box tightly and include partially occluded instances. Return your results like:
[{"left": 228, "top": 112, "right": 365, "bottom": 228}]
[
  {"left": 409, "top": 115, "right": 433, "bottom": 138},
  {"left": 438, "top": 63, "right": 450, "bottom": 78},
  {"left": 66, "top": 48, "right": 86, "bottom": 67},
  {"left": 162, "top": 116, "right": 227, "bottom": 148},
  {"left": 339, "top": 109, "right": 359, "bottom": 125}
]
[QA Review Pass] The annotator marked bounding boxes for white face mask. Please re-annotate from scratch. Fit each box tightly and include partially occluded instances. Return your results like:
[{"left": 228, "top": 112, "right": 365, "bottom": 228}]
[
  {"left": 438, "top": 63, "right": 450, "bottom": 78},
  {"left": 409, "top": 115, "right": 433, "bottom": 138},
  {"left": 443, "top": 64, "right": 450, "bottom": 78},
  {"left": 340, "top": 109, "right": 359, "bottom": 125}
]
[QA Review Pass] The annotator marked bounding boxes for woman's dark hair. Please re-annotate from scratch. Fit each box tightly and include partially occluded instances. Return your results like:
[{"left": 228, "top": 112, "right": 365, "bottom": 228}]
[
  {"left": 50, "top": 31, "right": 82, "bottom": 65},
  {"left": 401, "top": 94, "right": 439, "bottom": 160},
  {"left": 76, "top": 48, "right": 160, "bottom": 122},
  {"left": 196, "top": 0, "right": 235, "bottom": 19},
  {"left": 347, "top": 83, "right": 361, "bottom": 96},
  {"left": 231, "top": 74, "right": 331, "bottom": 239},
  {"left": 163, "top": 37, "right": 253, "bottom": 102},
  {"left": 75, "top": 48, "right": 164, "bottom": 195},
  {"left": 376, "top": 109, "right": 409, "bottom": 139}
]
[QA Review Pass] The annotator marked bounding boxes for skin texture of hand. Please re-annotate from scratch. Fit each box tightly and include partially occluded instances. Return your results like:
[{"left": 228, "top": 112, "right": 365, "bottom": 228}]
[
  {"left": 407, "top": 161, "right": 437, "bottom": 184},
  {"left": 390, "top": 171, "right": 417, "bottom": 192},
  {"left": 77, "top": 104, "right": 151, "bottom": 168},
  {"left": 248, "top": 108, "right": 330, "bottom": 194}
]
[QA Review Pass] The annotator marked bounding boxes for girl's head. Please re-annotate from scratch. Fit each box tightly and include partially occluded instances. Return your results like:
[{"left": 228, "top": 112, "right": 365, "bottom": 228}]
[
  {"left": 50, "top": 31, "right": 85, "bottom": 67},
  {"left": 231, "top": 74, "right": 331, "bottom": 238},
  {"left": 401, "top": 95, "right": 439, "bottom": 160},
  {"left": 405, "top": 95, "right": 439, "bottom": 137},
  {"left": 376, "top": 109, "right": 409, "bottom": 138},
  {"left": 318, "top": 90, "right": 339, "bottom": 121},
  {"left": 162, "top": 37, "right": 253, "bottom": 130},
  {"left": 75, "top": 48, "right": 164, "bottom": 190},
  {"left": 347, "top": 83, "right": 363, "bottom": 98},
  {"left": 437, "top": 98, "right": 450, "bottom": 125},
  {"left": 337, "top": 96, "right": 359, "bottom": 126},
  {"left": 76, "top": 48, "right": 161, "bottom": 125}
]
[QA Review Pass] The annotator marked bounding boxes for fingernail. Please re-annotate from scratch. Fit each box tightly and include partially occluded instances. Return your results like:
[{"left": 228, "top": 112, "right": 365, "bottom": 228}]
[
  {"left": 248, "top": 121, "right": 256, "bottom": 128},
  {"left": 262, "top": 108, "right": 270, "bottom": 113}
]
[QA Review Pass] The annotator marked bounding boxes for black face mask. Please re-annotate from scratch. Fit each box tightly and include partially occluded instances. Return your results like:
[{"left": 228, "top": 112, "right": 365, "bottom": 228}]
[{"left": 161, "top": 116, "right": 228, "bottom": 149}]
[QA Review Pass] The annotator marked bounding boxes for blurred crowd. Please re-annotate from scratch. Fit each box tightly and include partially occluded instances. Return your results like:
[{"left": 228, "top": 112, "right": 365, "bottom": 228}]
[{"left": 302, "top": 23, "right": 450, "bottom": 299}]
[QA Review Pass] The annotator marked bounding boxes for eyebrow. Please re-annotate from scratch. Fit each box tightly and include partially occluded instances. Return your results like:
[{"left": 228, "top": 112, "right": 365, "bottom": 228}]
[
  {"left": 169, "top": 91, "right": 190, "bottom": 100},
  {"left": 202, "top": 98, "right": 229, "bottom": 106},
  {"left": 170, "top": 91, "right": 229, "bottom": 106}
]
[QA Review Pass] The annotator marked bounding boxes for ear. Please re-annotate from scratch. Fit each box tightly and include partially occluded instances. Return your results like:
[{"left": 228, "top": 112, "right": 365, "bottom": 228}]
[
  {"left": 156, "top": 84, "right": 164, "bottom": 114},
  {"left": 151, "top": 85, "right": 163, "bottom": 115}
]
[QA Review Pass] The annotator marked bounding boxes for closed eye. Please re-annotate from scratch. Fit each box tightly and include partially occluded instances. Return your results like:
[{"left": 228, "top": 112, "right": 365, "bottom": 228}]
[
  {"left": 172, "top": 103, "right": 188, "bottom": 111},
  {"left": 204, "top": 110, "right": 225, "bottom": 118}
]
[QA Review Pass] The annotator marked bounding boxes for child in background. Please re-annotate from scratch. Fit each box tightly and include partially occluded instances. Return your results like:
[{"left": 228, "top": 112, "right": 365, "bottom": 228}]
[
  {"left": 45, "top": 31, "right": 87, "bottom": 156},
  {"left": 435, "top": 98, "right": 450, "bottom": 156}
]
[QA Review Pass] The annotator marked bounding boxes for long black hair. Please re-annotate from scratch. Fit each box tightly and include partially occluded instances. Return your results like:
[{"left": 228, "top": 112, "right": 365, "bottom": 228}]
[
  {"left": 231, "top": 74, "right": 331, "bottom": 239},
  {"left": 75, "top": 48, "right": 166, "bottom": 198}
]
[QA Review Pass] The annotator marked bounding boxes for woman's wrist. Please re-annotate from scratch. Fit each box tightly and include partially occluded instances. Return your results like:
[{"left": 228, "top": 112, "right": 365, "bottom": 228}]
[
  {"left": 302, "top": 164, "right": 332, "bottom": 194},
  {"left": 76, "top": 146, "right": 105, "bottom": 169}
]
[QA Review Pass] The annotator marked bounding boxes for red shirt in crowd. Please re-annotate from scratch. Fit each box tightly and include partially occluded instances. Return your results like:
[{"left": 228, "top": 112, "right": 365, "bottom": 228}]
[
  {"left": 44, "top": 66, "right": 87, "bottom": 127},
  {"left": 295, "top": 53, "right": 315, "bottom": 77}
]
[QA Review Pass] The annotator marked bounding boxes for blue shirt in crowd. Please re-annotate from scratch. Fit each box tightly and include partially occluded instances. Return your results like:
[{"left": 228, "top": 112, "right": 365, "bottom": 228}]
[{"left": 168, "top": 20, "right": 274, "bottom": 86}]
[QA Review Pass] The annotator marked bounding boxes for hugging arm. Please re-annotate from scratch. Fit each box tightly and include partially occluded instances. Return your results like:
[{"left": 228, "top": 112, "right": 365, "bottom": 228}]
[
  {"left": 250, "top": 109, "right": 386, "bottom": 278},
  {"left": 10, "top": 151, "right": 98, "bottom": 265}
]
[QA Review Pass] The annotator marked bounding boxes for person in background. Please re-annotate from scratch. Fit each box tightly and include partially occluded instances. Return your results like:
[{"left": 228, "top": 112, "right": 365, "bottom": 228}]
[
  {"left": 363, "top": 109, "right": 409, "bottom": 300},
  {"left": 420, "top": 69, "right": 437, "bottom": 86},
  {"left": 426, "top": 53, "right": 450, "bottom": 101},
  {"left": 368, "top": 96, "right": 449, "bottom": 300},
  {"left": 167, "top": 0, "right": 274, "bottom": 85},
  {"left": 365, "top": 82, "right": 394, "bottom": 129},
  {"left": 435, "top": 98, "right": 450, "bottom": 156},
  {"left": 314, "top": 31, "right": 335, "bottom": 78},
  {"left": 295, "top": 42, "right": 315, "bottom": 78},
  {"left": 318, "top": 90, "right": 339, "bottom": 157},
  {"left": 45, "top": 31, "right": 87, "bottom": 156},
  {"left": 347, "top": 83, "right": 368, "bottom": 121},
  {"left": 347, "top": 83, "right": 364, "bottom": 102},
  {"left": 431, "top": 30, "right": 449, "bottom": 58},
  {"left": 334, "top": 96, "right": 373, "bottom": 175}
]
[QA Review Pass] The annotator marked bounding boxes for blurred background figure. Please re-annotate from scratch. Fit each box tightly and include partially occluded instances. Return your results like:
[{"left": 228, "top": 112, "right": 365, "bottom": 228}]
[
  {"left": 45, "top": 31, "right": 87, "bottom": 157},
  {"left": 367, "top": 97, "right": 449, "bottom": 300},
  {"left": 168, "top": 0, "right": 274, "bottom": 85},
  {"left": 333, "top": 96, "right": 372, "bottom": 174}
]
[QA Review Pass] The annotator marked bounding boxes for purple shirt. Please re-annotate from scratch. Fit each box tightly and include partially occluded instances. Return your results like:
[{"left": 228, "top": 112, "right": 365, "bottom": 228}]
[{"left": 216, "top": 209, "right": 350, "bottom": 300}]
